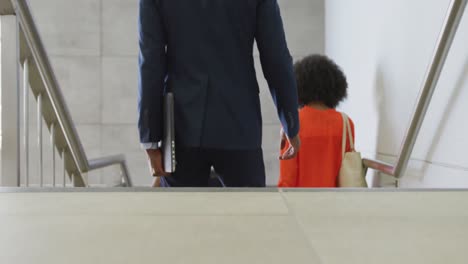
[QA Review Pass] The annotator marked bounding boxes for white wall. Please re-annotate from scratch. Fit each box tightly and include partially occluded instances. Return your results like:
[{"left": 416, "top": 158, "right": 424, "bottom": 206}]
[
  {"left": 0, "top": 17, "right": 2, "bottom": 175},
  {"left": 26, "top": 0, "right": 324, "bottom": 186},
  {"left": 326, "top": 0, "right": 468, "bottom": 187}
]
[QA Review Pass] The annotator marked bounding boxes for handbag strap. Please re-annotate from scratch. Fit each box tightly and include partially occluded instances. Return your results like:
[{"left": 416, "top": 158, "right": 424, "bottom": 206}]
[
  {"left": 340, "top": 112, "right": 355, "bottom": 158},
  {"left": 345, "top": 114, "right": 354, "bottom": 151}
]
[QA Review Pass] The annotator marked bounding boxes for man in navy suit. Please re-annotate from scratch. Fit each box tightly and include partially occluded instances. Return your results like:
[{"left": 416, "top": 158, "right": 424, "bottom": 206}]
[{"left": 138, "top": 0, "right": 300, "bottom": 187}]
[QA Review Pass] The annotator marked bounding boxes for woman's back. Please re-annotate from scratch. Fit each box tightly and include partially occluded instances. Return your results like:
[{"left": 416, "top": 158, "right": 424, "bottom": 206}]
[{"left": 279, "top": 106, "right": 354, "bottom": 188}]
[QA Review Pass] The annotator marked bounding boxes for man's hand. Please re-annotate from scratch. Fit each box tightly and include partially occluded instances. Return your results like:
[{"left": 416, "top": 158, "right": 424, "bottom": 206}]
[
  {"left": 280, "top": 129, "right": 301, "bottom": 160},
  {"left": 146, "top": 149, "right": 171, "bottom": 177},
  {"left": 152, "top": 177, "right": 162, "bottom": 188}
]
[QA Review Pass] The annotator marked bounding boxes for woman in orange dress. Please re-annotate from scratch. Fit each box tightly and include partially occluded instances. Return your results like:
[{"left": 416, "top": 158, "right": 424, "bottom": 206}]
[{"left": 279, "top": 55, "right": 354, "bottom": 188}]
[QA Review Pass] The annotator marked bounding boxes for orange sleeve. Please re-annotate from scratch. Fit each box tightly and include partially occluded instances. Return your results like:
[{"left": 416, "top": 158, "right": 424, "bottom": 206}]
[{"left": 278, "top": 141, "right": 299, "bottom": 187}]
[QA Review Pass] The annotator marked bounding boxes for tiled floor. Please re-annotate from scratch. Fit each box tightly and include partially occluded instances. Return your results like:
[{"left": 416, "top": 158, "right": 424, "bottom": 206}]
[{"left": 0, "top": 190, "right": 467, "bottom": 264}]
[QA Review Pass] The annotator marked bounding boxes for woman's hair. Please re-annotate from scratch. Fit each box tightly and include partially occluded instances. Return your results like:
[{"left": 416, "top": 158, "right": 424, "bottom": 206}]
[{"left": 294, "top": 54, "right": 348, "bottom": 108}]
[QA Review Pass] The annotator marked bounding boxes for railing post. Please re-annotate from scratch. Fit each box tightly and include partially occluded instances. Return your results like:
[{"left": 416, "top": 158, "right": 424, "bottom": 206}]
[
  {"left": 23, "top": 58, "right": 30, "bottom": 187},
  {"left": 0, "top": 15, "right": 20, "bottom": 187},
  {"left": 120, "top": 161, "right": 131, "bottom": 187},
  {"left": 37, "top": 93, "right": 43, "bottom": 187},
  {"left": 51, "top": 123, "right": 56, "bottom": 187},
  {"left": 72, "top": 172, "right": 86, "bottom": 187},
  {"left": 62, "top": 149, "right": 66, "bottom": 187}
]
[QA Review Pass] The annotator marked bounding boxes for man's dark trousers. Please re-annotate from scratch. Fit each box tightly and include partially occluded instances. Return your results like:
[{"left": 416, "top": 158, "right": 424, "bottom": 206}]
[{"left": 160, "top": 148, "right": 266, "bottom": 187}]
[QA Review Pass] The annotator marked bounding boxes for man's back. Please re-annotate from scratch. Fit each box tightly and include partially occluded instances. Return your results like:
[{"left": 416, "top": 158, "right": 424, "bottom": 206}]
[
  {"left": 160, "top": 0, "right": 258, "bottom": 74},
  {"left": 157, "top": 0, "right": 262, "bottom": 148},
  {"left": 138, "top": 0, "right": 299, "bottom": 149}
]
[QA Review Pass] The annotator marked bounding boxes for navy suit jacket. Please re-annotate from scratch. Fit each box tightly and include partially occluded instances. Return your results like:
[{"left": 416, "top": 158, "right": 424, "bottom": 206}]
[{"left": 138, "top": 0, "right": 299, "bottom": 149}]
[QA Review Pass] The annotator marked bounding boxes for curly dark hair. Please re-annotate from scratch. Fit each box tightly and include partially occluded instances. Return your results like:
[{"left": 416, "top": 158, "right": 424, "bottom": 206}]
[{"left": 294, "top": 54, "right": 348, "bottom": 108}]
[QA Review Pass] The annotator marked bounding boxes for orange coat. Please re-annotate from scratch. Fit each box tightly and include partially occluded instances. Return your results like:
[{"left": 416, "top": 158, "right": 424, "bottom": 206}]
[{"left": 279, "top": 107, "right": 354, "bottom": 188}]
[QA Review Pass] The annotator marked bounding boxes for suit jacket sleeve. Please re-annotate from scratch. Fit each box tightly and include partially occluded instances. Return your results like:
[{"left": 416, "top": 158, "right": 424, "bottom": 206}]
[
  {"left": 256, "top": 0, "right": 300, "bottom": 138},
  {"left": 138, "top": 0, "right": 167, "bottom": 144}
]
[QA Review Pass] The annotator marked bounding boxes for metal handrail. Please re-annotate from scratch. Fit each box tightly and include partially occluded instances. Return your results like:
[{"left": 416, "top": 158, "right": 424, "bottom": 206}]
[
  {"left": 12, "top": 0, "right": 132, "bottom": 186},
  {"left": 14, "top": 0, "right": 88, "bottom": 172},
  {"left": 363, "top": 0, "right": 467, "bottom": 179},
  {"left": 88, "top": 155, "right": 132, "bottom": 187}
]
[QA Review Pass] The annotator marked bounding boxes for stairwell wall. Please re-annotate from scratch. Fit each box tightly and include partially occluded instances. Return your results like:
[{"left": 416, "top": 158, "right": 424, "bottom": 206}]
[{"left": 326, "top": 0, "right": 468, "bottom": 187}]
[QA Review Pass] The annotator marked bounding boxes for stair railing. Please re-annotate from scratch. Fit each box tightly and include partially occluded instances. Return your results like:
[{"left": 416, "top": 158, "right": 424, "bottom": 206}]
[
  {"left": 363, "top": 0, "right": 467, "bottom": 185},
  {"left": 6, "top": 0, "right": 132, "bottom": 187}
]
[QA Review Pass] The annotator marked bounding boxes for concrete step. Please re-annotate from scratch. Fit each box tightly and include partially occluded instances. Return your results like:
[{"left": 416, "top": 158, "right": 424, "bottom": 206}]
[{"left": 0, "top": 189, "right": 467, "bottom": 264}]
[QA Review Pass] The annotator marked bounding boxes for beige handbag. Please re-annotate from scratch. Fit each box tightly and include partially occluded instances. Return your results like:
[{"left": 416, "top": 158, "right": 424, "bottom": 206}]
[{"left": 338, "top": 113, "right": 368, "bottom": 188}]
